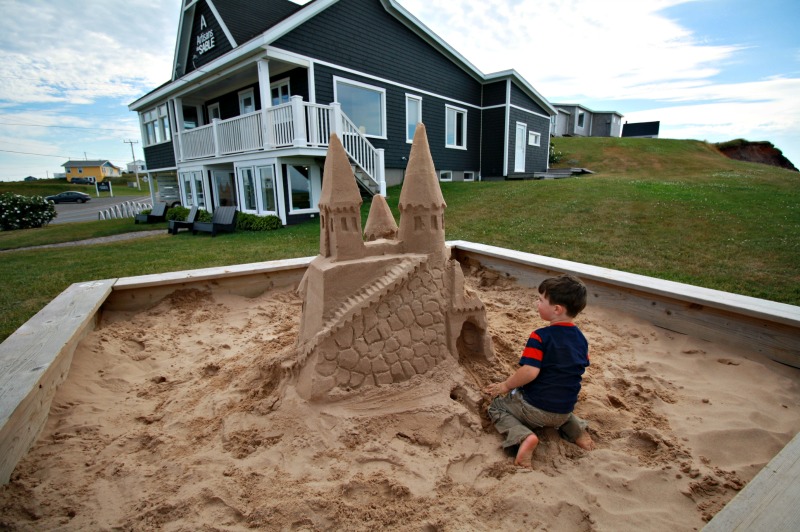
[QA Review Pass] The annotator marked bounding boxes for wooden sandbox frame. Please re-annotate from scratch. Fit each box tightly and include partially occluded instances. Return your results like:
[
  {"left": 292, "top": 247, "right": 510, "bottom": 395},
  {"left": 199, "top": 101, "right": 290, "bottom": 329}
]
[{"left": 1, "top": 241, "right": 798, "bottom": 529}]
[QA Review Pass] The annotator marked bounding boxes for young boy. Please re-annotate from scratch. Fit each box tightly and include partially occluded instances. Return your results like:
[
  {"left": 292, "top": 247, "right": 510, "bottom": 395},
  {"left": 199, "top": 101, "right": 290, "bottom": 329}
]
[{"left": 484, "top": 274, "right": 595, "bottom": 467}]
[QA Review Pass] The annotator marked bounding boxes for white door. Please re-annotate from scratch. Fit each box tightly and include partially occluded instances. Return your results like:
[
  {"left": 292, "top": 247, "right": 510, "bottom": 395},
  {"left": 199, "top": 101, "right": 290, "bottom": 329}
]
[
  {"left": 514, "top": 122, "right": 527, "bottom": 173},
  {"left": 239, "top": 88, "right": 255, "bottom": 115}
]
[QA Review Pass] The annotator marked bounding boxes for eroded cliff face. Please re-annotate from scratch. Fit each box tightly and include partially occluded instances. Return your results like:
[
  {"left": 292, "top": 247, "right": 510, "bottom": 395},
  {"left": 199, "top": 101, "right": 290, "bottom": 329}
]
[{"left": 716, "top": 139, "right": 798, "bottom": 172}]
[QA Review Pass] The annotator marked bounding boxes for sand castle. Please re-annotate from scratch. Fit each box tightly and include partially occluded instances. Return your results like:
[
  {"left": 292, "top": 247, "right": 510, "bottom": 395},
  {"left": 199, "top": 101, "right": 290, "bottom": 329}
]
[{"left": 295, "top": 124, "right": 494, "bottom": 400}]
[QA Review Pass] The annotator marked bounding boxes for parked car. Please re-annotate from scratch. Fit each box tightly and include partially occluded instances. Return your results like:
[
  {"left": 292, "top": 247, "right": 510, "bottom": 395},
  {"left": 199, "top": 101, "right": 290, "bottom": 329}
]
[
  {"left": 70, "top": 177, "right": 92, "bottom": 184},
  {"left": 45, "top": 191, "right": 91, "bottom": 204}
]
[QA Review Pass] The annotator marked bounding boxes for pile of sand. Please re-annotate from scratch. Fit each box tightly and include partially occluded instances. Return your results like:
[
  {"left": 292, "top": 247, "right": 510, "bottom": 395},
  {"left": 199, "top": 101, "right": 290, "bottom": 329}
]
[{"left": 1, "top": 266, "right": 799, "bottom": 530}]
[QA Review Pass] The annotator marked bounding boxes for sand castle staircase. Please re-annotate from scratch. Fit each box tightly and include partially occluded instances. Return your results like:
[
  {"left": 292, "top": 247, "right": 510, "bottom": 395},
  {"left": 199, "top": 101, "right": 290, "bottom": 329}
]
[{"left": 296, "top": 255, "right": 428, "bottom": 361}]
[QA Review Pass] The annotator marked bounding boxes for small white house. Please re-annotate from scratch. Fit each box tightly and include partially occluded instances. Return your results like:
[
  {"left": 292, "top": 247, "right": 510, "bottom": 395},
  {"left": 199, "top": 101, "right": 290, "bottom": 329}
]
[{"left": 127, "top": 160, "right": 147, "bottom": 173}]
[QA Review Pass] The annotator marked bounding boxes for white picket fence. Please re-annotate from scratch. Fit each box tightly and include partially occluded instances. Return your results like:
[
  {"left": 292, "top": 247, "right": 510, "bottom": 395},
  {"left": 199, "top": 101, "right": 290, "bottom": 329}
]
[{"left": 97, "top": 201, "right": 151, "bottom": 221}]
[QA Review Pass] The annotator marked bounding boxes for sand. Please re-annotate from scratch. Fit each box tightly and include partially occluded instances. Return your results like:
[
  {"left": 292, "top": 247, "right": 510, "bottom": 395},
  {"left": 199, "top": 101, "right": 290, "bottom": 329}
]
[{"left": 1, "top": 265, "right": 799, "bottom": 531}]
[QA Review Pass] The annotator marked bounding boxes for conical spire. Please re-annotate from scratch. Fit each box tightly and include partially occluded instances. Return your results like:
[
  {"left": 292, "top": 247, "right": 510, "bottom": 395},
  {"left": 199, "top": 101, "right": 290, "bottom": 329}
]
[
  {"left": 398, "top": 123, "right": 446, "bottom": 209},
  {"left": 319, "top": 133, "right": 362, "bottom": 210},
  {"left": 363, "top": 194, "right": 398, "bottom": 241}
]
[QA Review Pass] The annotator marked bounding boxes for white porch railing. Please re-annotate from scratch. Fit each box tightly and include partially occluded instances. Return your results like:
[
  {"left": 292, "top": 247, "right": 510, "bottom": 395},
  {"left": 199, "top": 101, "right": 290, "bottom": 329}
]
[{"left": 178, "top": 96, "right": 385, "bottom": 195}]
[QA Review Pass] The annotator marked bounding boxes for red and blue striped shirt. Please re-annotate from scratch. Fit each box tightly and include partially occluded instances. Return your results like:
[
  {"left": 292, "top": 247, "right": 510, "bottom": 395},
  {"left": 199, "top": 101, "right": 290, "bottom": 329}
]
[{"left": 519, "top": 323, "right": 589, "bottom": 414}]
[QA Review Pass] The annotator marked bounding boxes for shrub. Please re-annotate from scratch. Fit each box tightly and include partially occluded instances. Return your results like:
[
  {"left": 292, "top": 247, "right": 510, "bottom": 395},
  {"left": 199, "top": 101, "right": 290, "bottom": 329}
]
[
  {"left": 0, "top": 193, "right": 57, "bottom": 231},
  {"left": 549, "top": 142, "right": 565, "bottom": 165},
  {"left": 236, "top": 212, "right": 282, "bottom": 231},
  {"left": 165, "top": 206, "right": 188, "bottom": 221}
]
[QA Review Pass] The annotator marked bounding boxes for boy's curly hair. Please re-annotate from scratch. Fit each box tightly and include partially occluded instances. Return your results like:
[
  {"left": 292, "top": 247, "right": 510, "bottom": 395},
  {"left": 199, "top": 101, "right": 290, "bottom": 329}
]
[{"left": 538, "top": 274, "right": 587, "bottom": 317}]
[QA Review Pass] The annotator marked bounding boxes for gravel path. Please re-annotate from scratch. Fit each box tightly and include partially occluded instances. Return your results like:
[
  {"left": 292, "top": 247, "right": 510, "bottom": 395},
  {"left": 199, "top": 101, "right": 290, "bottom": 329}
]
[{"left": 1, "top": 230, "right": 164, "bottom": 253}]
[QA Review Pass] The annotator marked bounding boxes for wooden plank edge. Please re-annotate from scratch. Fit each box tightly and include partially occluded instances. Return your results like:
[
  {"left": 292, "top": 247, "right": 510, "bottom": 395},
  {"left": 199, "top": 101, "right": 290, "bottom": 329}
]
[
  {"left": 0, "top": 279, "right": 116, "bottom": 484},
  {"left": 703, "top": 431, "right": 800, "bottom": 531},
  {"left": 111, "top": 256, "right": 315, "bottom": 291},
  {"left": 447, "top": 240, "right": 800, "bottom": 327}
]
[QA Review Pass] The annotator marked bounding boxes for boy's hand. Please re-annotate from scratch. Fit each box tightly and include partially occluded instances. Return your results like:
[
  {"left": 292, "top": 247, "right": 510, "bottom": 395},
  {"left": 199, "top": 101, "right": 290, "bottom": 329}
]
[{"left": 484, "top": 381, "right": 509, "bottom": 397}]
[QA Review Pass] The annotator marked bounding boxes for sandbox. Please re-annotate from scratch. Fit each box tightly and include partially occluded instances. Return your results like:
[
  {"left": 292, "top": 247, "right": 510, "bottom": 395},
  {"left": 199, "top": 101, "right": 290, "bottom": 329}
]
[{"left": 1, "top": 241, "right": 799, "bottom": 531}]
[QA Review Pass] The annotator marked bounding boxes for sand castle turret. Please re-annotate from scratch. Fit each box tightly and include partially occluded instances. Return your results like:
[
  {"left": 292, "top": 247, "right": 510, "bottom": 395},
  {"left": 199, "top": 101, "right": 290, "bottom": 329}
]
[
  {"left": 318, "top": 134, "right": 365, "bottom": 261},
  {"left": 398, "top": 125, "right": 446, "bottom": 259},
  {"left": 295, "top": 124, "right": 493, "bottom": 401}
]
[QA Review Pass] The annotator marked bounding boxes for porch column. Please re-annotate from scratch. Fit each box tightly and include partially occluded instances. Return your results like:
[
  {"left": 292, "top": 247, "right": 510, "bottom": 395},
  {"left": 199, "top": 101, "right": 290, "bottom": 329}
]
[
  {"left": 376, "top": 149, "right": 386, "bottom": 196},
  {"left": 257, "top": 59, "right": 271, "bottom": 149},
  {"left": 174, "top": 97, "right": 185, "bottom": 162},
  {"left": 330, "top": 102, "right": 344, "bottom": 138},
  {"left": 212, "top": 119, "right": 220, "bottom": 157},
  {"left": 291, "top": 95, "right": 307, "bottom": 147}
]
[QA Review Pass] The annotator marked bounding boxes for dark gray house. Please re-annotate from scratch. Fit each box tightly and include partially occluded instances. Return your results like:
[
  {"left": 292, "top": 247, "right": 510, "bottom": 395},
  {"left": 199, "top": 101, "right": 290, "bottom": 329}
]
[
  {"left": 129, "top": 0, "right": 556, "bottom": 224},
  {"left": 551, "top": 103, "right": 624, "bottom": 138}
]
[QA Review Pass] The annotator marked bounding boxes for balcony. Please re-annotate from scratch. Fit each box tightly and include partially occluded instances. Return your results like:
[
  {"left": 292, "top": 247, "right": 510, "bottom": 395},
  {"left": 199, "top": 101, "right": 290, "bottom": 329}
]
[{"left": 177, "top": 96, "right": 385, "bottom": 195}]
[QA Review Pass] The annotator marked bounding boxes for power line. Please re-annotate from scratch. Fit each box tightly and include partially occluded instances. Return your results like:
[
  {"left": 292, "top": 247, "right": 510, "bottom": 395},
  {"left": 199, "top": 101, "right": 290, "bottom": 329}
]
[
  {"left": 0, "top": 149, "right": 70, "bottom": 158},
  {"left": 0, "top": 121, "right": 132, "bottom": 132}
]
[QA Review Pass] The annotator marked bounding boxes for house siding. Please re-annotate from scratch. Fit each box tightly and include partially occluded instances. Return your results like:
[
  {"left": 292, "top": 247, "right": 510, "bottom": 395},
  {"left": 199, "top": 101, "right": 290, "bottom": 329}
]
[
  {"left": 483, "top": 81, "right": 507, "bottom": 107},
  {"left": 187, "top": 0, "right": 235, "bottom": 73},
  {"left": 144, "top": 142, "right": 177, "bottom": 171},
  {"left": 313, "top": 64, "right": 480, "bottom": 173},
  {"left": 509, "top": 82, "right": 549, "bottom": 116},
  {"left": 507, "top": 108, "right": 549, "bottom": 175},
  {"left": 480, "top": 107, "right": 506, "bottom": 178},
  {"left": 272, "top": 0, "right": 482, "bottom": 105}
]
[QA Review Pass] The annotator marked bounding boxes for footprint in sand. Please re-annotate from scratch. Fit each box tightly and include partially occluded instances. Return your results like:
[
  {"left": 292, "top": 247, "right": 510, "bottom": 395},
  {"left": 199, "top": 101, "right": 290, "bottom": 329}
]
[{"left": 446, "top": 454, "right": 488, "bottom": 485}]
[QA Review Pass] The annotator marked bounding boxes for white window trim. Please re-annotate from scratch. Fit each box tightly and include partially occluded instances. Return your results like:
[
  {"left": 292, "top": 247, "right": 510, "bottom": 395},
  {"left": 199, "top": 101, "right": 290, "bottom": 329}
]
[
  {"left": 333, "top": 76, "right": 387, "bottom": 139},
  {"left": 141, "top": 105, "right": 172, "bottom": 147},
  {"left": 528, "top": 131, "right": 541, "bottom": 147},
  {"left": 439, "top": 170, "right": 453, "bottom": 182},
  {"left": 463, "top": 171, "right": 475, "bottom": 182},
  {"left": 257, "top": 165, "right": 279, "bottom": 216},
  {"left": 445, "top": 104, "right": 467, "bottom": 150},
  {"left": 405, "top": 93, "right": 422, "bottom": 143},
  {"left": 270, "top": 78, "right": 291, "bottom": 106},
  {"left": 285, "top": 161, "right": 321, "bottom": 215}
]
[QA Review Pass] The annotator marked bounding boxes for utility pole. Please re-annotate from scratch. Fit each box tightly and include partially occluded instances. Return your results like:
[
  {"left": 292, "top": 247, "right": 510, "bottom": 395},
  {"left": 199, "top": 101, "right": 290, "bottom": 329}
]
[{"left": 123, "top": 139, "right": 141, "bottom": 190}]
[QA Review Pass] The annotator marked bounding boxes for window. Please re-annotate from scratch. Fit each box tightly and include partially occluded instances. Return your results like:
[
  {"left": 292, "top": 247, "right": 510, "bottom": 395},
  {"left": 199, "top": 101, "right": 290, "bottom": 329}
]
[
  {"left": 142, "top": 105, "right": 171, "bottom": 145},
  {"left": 78, "top": 168, "right": 83, "bottom": 173},
  {"left": 445, "top": 105, "right": 467, "bottom": 149},
  {"left": 577, "top": 111, "right": 585, "bottom": 128},
  {"left": 528, "top": 131, "right": 541, "bottom": 146},
  {"left": 334, "top": 77, "right": 386, "bottom": 138},
  {"left": 405, "top": 94, "right": 422, "bottom": 142},
  {"left": 287, "top": 165, "right": 312, "bottom": 211},
  {"left": 158, "top": 104, "right": 171, "bottom": 141},
  {"left": 259, "top": 166, "right": 277, "bottom": 213},
  {"left": 238, "top": 167, "right": 257, "bottom": 212},
  {"left": 439, "top": 170, "right": 452, "bottom": 182},
  {"left": 464, "top": 171, "right": 475, "bottom": 182},
  {"left": 271, "top": 79, "right": 291, "bottom": 106}
]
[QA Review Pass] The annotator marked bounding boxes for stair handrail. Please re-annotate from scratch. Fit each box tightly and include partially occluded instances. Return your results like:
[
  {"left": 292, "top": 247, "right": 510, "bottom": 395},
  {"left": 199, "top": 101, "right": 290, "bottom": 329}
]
[{"left": 330, "top": 103, "right": 386, "bottom": 196}]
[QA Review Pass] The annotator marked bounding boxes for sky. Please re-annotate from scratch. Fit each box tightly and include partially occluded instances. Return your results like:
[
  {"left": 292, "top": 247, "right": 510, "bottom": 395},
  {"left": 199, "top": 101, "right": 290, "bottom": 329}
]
[{"left": 0, "top": 0, "right": 798, "bottom": 181}]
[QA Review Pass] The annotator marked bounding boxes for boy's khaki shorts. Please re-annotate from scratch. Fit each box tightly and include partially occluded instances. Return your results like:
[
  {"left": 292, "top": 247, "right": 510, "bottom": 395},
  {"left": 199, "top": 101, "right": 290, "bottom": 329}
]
[{"left": 488, "top": 390, "right": 586, "bottom": 448}]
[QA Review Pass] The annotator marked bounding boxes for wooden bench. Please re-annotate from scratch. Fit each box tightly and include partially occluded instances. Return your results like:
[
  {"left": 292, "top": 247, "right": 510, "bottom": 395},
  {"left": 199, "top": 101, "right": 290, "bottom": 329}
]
[
  {"left": 134, "top": 202, "right": 168, "bottom": 224},
  {"left": 192, "top": 206, "right": 237, "bottom": 237}
]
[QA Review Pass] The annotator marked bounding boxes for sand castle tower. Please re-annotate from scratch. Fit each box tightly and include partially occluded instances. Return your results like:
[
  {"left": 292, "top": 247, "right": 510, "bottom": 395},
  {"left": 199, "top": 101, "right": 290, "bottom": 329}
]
[
  {"left": 295, "top": 124, "right": 493, "bottom": 401},
  {"left": 398, "top": 125, "right": 447, "bottom": 260}
]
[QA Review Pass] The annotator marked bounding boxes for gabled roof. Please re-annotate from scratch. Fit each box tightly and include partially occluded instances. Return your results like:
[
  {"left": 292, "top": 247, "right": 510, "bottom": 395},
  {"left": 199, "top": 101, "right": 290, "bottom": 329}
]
[
  {"left": 553, "top": 103, "right": 624, "bottom": 117},
  {"left": 134, "top": 0, "right": 554, "bottom": 116},
  {"left": 62, "top": 160, "right": 116, "bottom": 168},
  {"left": 213, "top": 0, "right": 303, "bottom": 45}
]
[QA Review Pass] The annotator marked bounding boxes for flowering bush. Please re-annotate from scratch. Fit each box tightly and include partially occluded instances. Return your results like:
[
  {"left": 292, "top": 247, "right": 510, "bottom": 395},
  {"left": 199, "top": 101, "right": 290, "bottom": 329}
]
[{"left": 0, "top": 193, "right": 57, "bottom": 231}]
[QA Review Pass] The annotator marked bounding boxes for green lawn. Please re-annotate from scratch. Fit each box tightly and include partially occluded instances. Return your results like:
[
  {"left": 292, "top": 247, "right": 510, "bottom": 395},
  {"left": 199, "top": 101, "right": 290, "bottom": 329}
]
[{"left": 1, "top": 138, "right": 798, "bottom": 342}]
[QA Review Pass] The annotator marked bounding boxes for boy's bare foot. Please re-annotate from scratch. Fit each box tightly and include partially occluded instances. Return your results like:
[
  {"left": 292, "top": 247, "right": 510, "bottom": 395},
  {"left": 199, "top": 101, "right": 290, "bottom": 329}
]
[
  {"left": 575, "top": 431, "right": 595, "bottom": 451},
  {"left": 515, "top": 434, "right": 539, "bottom": 467}
]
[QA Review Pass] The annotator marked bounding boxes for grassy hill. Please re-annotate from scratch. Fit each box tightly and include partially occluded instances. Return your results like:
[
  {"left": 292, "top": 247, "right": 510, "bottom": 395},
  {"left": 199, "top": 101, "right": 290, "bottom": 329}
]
[{"left": 1, "top": 137, "right": 798, "bottom": 342}]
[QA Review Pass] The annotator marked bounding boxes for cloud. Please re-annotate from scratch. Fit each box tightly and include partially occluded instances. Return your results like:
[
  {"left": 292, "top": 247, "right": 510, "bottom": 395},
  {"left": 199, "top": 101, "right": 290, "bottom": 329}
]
[{"left": 0, "top": 0, "right": 177, "bottom": 105}]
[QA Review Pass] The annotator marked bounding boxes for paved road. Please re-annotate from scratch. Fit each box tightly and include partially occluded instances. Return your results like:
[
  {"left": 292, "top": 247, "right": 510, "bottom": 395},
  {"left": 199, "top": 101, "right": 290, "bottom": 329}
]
[{"left": 50, "top": 195, "right": 153, "bottom": 224}]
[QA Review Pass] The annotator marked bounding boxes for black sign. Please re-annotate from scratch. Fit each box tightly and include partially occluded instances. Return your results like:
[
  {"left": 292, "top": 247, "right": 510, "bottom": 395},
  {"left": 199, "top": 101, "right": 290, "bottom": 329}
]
[{"left": 97, "top": 181, "right": 111, "bottom": 192}]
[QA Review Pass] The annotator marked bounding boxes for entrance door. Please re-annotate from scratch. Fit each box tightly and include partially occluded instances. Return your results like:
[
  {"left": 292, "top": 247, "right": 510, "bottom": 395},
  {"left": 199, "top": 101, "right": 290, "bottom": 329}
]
[
  {"left": 514, "top": 122, "right": 527, "bottom": 173},
  {"left": 239, "top": 88, "right": 255, "bottom": 115},
  {"left": 237, "top": 167, "right": 258, "bottom": 213}
]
